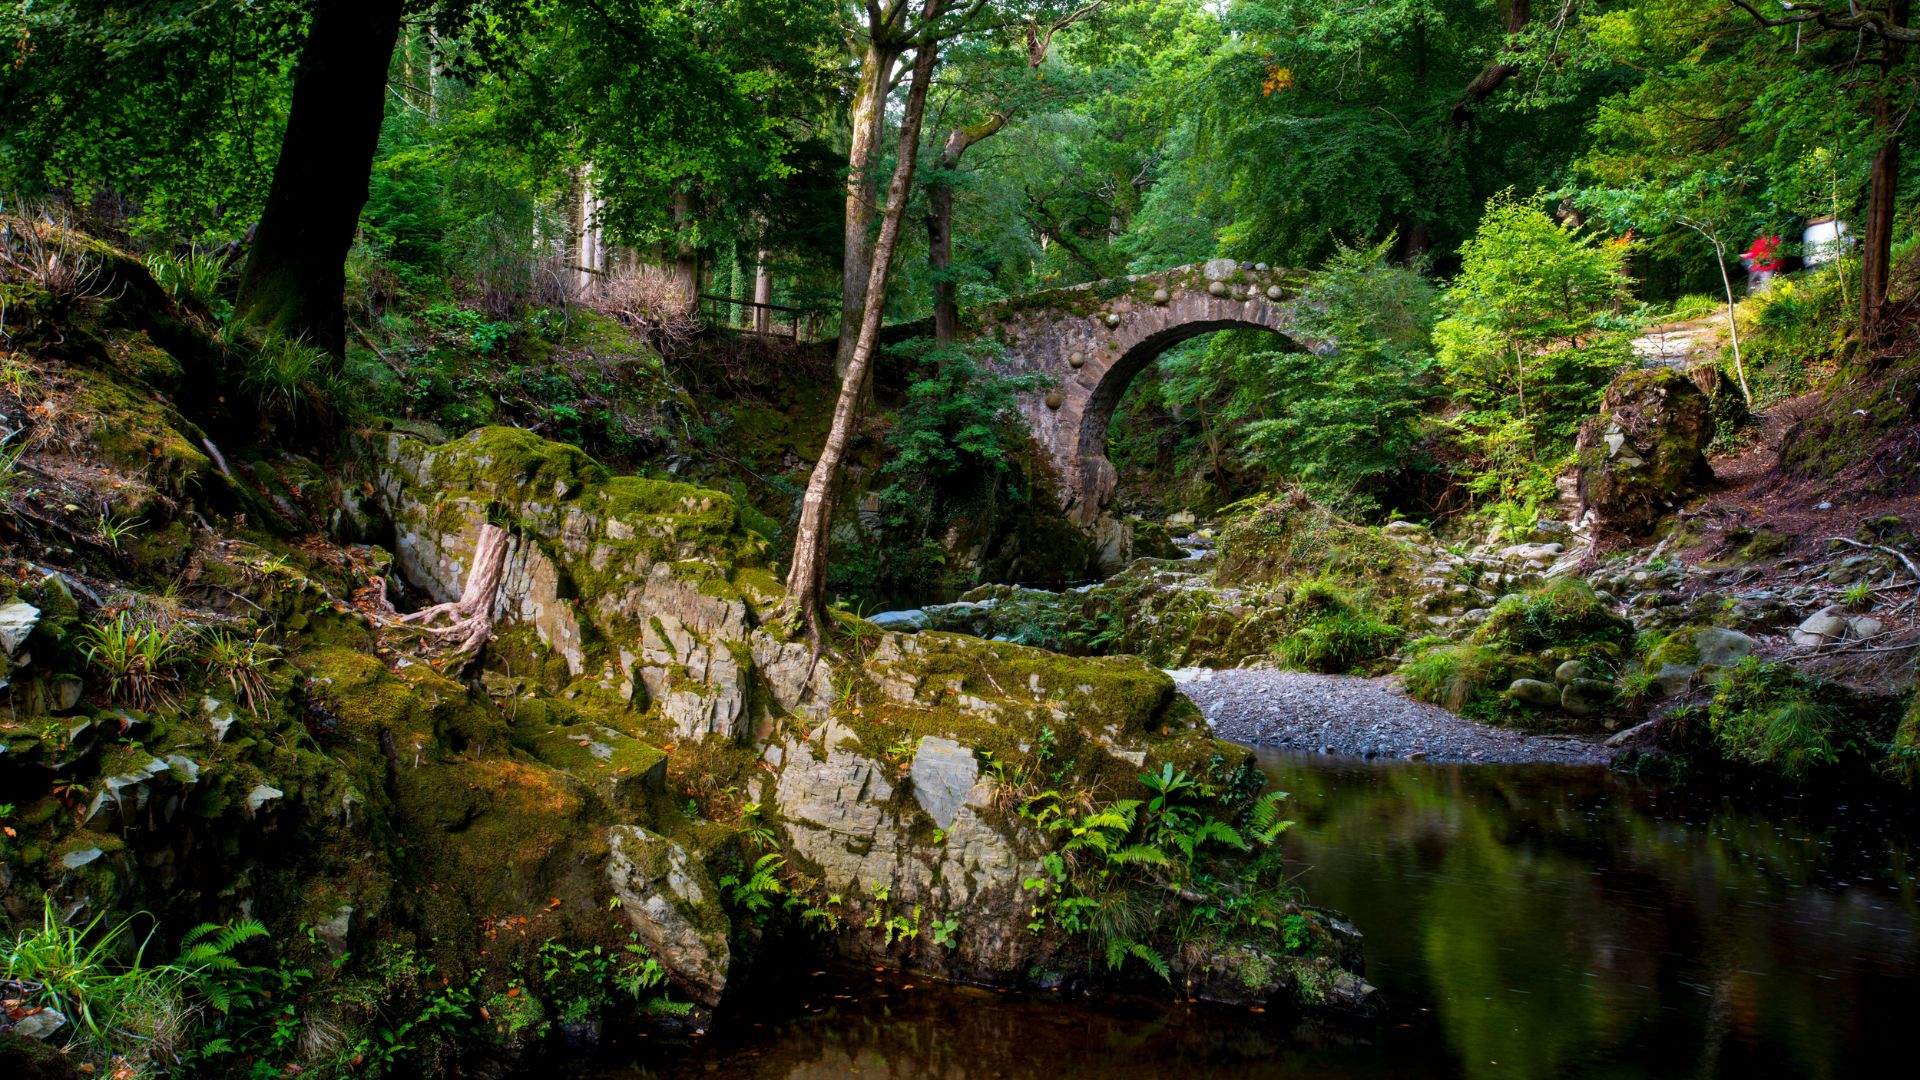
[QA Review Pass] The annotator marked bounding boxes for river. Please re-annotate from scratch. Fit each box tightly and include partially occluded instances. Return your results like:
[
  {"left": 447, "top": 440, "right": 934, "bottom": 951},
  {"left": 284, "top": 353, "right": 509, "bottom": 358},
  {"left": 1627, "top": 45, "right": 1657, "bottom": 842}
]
[{"left": 573, "top": 750, "right": 1920, "bottom": 1079}]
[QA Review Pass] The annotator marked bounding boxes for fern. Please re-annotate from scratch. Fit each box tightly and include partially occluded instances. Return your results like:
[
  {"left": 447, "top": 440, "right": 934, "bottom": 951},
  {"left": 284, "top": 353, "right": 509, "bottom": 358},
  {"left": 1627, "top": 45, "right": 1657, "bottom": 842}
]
[{"left": 1103, "top": 937, "right": 1171, "bottom": 981}]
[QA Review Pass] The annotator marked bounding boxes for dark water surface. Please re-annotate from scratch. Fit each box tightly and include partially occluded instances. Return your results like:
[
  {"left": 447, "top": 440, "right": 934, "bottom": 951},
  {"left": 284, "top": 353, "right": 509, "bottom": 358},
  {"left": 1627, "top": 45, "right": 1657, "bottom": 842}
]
[{"left": 579, "top": 752, "right": 1920, "bottom": 1079}]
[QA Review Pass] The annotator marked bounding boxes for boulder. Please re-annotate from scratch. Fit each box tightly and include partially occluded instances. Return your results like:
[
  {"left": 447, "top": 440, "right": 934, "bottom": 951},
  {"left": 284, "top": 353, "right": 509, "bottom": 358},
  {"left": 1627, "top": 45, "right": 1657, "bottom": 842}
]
[
  {"left": 1554, "top": 660, "right": 1591, "bottom": 685},
  {"left": 1792, "top": 605, "right": 1850, "bottom": 647},
  {"left": 606, "top": 825, "right": 729, "bottom": 1007},
  {"left": 1560, "top": 678, "right": 1615, "bottom": 718},
  {"left": 1693, "top": 627, "right": 1757, "bottom": 668},
  {"left": 1574, "top": 368, "right": 1714, "bottom": 539},
  {"left": 1507, "top": 678, "right": 1561, "bottom": 708},
  {"left": 868, "top": 609, "right": 930, "bottom": 632},
  {"left": 0, "top": 601, "right": 39, "bottom": 659},
  {"left": 1653, "top": 663, "right": 1697, "bottom": 697}
]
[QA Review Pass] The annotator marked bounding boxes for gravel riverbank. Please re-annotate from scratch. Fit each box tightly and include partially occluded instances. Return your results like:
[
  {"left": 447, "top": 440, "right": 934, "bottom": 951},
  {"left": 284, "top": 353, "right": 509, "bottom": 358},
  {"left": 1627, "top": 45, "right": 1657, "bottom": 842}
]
[{"left": 1172, "top": 667, "right": 1615, "bottom": 766}]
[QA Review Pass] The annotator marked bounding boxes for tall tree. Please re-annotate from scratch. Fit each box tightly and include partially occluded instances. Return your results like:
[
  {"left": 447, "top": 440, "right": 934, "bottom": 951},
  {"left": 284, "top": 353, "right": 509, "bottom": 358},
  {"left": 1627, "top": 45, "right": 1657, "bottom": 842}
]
[
  {"left": 925, "top": 2, "right": 1103, "bottom": 342},
  {"left": 235, "top": 1, "right": 407, "bottom": 354},
  {"left": 835, "top": 0, "right": 1001, "bottom": 374},
  {"left": 1725, "top": 0, "right": 1915, "bottom": 340},
  {"left": 786, "top": 0, "right": 947, "bottom": 636}
]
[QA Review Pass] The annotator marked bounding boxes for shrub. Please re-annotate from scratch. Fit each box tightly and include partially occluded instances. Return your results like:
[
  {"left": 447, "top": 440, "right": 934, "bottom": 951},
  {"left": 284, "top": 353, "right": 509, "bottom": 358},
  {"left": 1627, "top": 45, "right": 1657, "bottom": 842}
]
[
  {"left": 3, "top": 899, "right": 268, "bottom": 1073},
  {"left": 1399, "top": 641, "right": 1544, "bottom": 717},
  {"left": 1707, "top": 658, "right": 1873, "bottom": 780},
  {"left": 1279, "top": 608, "right": 1402, "bottom": 673},
  {"left": 240, "top": 333, "right": 337, "bottom": 424},
  {"left": 80, "top": 613, "right": 185, "bottom": 707},
  {"left": 1476, "top": 578, "right": 1632, "bottom": 659},
  {"left": 144, "top": 246, "right": 228, "bottom": 314}
]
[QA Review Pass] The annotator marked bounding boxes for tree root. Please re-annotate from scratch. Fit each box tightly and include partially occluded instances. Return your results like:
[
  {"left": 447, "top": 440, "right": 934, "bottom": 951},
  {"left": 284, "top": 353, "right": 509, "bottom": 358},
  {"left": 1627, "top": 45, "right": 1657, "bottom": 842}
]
[{"left": 371, "top": 522, "right": 511, "bottom": 670}]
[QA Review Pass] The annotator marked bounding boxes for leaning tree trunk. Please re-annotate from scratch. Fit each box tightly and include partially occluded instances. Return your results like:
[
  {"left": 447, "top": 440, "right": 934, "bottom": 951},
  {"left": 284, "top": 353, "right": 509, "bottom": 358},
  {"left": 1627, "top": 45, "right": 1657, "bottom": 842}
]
[
  {"left": 785, "top": 17, "right": 942, "bottom": 635},
  {"left": 837, "top": 38, "right": 903, "bottom": 375},
  {"left": 1450, "top": 0, "right": 1531, "bottom": 128},
  {"left": 237, "top": 0, "right": 405, "bottom": 356}
]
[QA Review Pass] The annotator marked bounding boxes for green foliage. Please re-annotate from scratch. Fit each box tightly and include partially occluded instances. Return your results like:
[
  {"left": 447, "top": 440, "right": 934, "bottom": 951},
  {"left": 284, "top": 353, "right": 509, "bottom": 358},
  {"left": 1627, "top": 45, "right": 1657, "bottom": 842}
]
[
  {"left": 1401, "top": 579, "right": 1629, "bottom": 723},
  {"left": 239, "top": 332, "right": 340, "bottom": 425},
  {"left": 847, "top": 338, "right": 1052, "bottom": 602},
  {"left": 201, "top": 629, "right": 281, "bottom": 715},
  {"left": 533, "top": 936, "right": 672, "bottom": 1028},
  {"left": 1475, "top": 578, "right": 1633, "bottom": 658},
  {"left": 3, "top": 898, "right": 270, "bottom": 1073},
  {"left": 719, "top": 852, "right": 788, "bottom": 918},
  {"left": 1017, "top": 759, "right": 1305, "bottom": 988},
  {"left": 1705, "top": 658, "right": 1877, "bottom": 780},
  {"left": 1434, "top": 195, "right": 1633, "bottom": 516},
  {"left": 79, "top": 612, "right": 185, "bottom": 707},
  {"left": 1149, "top": 239, "right": 1437, "bottom": 512},
  {"left": 145, "top": 246, "right": 231, "bottom": 316},
  {"left": 1279, "top": 607, "right": 1403, "bottom": 674}
]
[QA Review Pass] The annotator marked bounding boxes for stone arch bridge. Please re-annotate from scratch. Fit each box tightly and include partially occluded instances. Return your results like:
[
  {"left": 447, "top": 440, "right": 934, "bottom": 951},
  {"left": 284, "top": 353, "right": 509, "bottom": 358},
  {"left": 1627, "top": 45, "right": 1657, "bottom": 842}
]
[{"left": 976, "top": 259, "right": 1319, "bottom": 525}]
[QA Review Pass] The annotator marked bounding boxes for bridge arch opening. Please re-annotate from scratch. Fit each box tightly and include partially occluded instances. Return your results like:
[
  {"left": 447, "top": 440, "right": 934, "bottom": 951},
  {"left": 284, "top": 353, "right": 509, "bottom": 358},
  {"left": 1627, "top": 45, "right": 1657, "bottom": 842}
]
[{"left": 1078, "top": 321, "right": 1312, "bottom": 517}]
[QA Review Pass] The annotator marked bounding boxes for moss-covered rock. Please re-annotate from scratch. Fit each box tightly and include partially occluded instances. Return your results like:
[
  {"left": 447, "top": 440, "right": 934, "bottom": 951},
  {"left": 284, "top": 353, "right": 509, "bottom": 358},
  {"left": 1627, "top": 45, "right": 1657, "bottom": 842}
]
[
  {"left": 1574, "top": 367, "right": 1714, "bottom": 540},
  {"left": 1400, "top": 579, "right": 1631, "bottom": 726}
]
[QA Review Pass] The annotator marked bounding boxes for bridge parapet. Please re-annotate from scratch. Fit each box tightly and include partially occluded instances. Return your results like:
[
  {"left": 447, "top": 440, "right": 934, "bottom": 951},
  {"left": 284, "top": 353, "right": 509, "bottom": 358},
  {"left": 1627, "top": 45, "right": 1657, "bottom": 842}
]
[{"left": 976, "top": 259, "right": 1317, "bottom": 524}]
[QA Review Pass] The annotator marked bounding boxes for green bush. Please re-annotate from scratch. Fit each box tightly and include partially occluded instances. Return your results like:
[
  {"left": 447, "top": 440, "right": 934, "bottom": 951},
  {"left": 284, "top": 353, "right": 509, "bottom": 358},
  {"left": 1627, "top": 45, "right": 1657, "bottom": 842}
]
[
  {"left": 1706, "top": 658, "right": 1873, "bottom": 780},
  {"left": 1476, "top": 578, "right": 1633, "bottom": 660},
  {"left": 1278, "top": 608, "right": 1402, "bottom": 673},
  {"left": 1399, "top": 641, "right": 1546, "bottom": 718}
]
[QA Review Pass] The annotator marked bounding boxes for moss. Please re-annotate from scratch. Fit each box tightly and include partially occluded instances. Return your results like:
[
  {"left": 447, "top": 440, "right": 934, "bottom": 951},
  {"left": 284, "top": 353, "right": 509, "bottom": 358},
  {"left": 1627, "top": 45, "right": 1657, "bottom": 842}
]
[
  {"left": 61, "top": 364, "right": 214, "bottom": 495},
  {"left": 1475, "top": 579, "right": 1632, "bottom": 661},
  {"left": 1890, "top": 694, "right": 1920, "bottom": 788},
  {"left": 292, "top": 646, "right": 456, "bottom": 744},
  {"left": 1638, "top": 628, "right": 1700, "bottom": 671},
  {"left": 839, "top": 631, "right": 1219, "bottom": 798}
]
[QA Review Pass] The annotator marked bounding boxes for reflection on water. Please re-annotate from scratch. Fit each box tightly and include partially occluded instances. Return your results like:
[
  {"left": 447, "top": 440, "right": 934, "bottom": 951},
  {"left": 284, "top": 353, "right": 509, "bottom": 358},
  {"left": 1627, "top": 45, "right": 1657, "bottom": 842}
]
[{"left": 578, "top": 754, "right": 1920, "bottom": 1080}]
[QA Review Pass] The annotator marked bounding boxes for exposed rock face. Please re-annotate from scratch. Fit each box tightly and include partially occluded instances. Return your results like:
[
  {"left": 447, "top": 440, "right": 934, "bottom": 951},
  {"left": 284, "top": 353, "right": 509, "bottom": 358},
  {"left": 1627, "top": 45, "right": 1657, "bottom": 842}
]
[
  {"left": 910, "top": 736, "right": 978, "bottom": 830},
  {"left": 1575, "top": 368, "right": 1714, "bottom": 539},
  {"left": 606, "top": 825, "right": 730, "bottom": 1006},
  {"left": 358, "top": 426, "right": 1372, "bottom": 1017},
  {"left": 370, "top": 427, "right": 771, "bottom": 741}
]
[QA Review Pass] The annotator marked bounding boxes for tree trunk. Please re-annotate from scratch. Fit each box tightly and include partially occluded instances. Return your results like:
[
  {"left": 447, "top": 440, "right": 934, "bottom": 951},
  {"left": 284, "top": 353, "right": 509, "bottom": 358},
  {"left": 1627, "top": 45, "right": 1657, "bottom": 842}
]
[
  {"left": 1862, "top": 2, "right": 1907, "bottom": 343},
  {"left": 670, "top": 190, "right": 700, "bottom": 309},
  {"left": 753, "top": 248, "right": 773, "bottom": 333},
  {"left": 838, "top": 38, "right": 903, "bottom": 375},
  {"left": 928, "top": 114, "right": 1009, "bottom": 344},
  {"left": 1450, "top": 0, "right": 1531, "bottom": 128},
  {"left": 236, "top": 0, "right": 404, "bottom": 356},
  {"left": 786, "top": 7, "right": 943, "bottom": 632}
]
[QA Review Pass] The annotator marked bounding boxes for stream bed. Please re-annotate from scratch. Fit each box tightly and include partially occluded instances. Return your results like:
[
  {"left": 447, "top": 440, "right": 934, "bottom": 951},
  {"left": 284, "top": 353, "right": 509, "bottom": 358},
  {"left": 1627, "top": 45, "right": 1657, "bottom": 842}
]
[{"left": 576, "top": 750, "right": 1920, "bottom": 1079}]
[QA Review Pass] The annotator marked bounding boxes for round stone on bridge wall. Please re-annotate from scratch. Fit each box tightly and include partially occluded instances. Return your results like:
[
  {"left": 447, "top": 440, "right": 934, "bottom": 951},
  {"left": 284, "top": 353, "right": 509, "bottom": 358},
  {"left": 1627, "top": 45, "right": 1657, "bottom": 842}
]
[
  {"left": 1202, "top": 257, "right": 1238, "bottom": 282},
  {"left": 1266, "top": 285, "right": 1284, "bottom": 300},
  {"left": 1045, "top": 390, "right": 1064, "bottom": 410},
  {"left": 1104, "top": 313, "right": 1121, "bottom": 327},
  {"left": 1068, "top": 353, "right": 1085, "bottom": 369},
  {"left": 1152, "top": 288, "right": 1170, "bottom": 305},
  {"left": 1207, "top": 281, "right": 1228, "bottom": 297}
]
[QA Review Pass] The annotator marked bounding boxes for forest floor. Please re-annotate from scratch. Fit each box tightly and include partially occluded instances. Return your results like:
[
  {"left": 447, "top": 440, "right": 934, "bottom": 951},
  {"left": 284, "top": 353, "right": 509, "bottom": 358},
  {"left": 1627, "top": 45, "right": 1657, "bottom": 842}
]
[{"left": 1173, "top": 668, "right": 1614, "bottom": 765}]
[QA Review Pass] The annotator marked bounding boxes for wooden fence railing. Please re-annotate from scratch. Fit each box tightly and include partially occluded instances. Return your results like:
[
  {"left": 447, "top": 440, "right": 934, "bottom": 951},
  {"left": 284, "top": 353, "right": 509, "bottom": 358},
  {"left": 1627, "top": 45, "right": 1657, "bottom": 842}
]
[{"left": 697, "top": 294, "right": 828, "bottom": 342}]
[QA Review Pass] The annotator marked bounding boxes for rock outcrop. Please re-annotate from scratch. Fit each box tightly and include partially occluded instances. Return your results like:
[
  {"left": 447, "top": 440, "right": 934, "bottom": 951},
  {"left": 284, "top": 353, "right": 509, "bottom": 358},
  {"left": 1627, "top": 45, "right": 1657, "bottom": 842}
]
[{"left": 360, "top": 426, "right": 1373, "bottom": 1015}]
